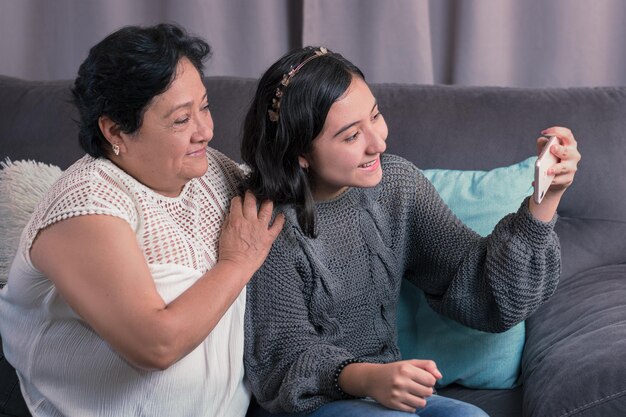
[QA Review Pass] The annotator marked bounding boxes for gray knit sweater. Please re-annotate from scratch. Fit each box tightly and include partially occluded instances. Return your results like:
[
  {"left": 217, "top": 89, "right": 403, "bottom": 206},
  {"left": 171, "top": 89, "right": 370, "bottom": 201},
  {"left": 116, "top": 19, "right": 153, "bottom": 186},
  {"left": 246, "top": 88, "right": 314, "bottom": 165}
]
[{"left": 244, "top": 154, "right": 560, "bottom": 413}]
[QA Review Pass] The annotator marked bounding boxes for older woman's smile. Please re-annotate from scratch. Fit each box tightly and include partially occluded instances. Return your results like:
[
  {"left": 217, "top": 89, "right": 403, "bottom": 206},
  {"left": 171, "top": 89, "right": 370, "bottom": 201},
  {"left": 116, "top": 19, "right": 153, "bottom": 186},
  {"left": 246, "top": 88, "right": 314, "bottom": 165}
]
[{"left": 186, "top": 146, "right": 207, "bottom": 157}]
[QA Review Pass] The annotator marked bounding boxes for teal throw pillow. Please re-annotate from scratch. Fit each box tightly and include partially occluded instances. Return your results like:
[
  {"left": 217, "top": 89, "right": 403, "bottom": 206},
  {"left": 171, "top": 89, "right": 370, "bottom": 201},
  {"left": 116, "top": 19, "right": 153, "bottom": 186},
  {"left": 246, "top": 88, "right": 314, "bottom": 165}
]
[{"left": 397, "top": 156, "right": 535, "bottom": 389}]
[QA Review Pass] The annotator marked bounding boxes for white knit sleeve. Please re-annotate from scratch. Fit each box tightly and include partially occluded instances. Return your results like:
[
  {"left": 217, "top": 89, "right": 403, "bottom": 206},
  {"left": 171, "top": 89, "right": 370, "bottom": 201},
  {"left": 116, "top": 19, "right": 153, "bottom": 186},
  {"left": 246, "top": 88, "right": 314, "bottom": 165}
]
[{"left": 23, "top": 156, "right": 138, "bottom": 252}]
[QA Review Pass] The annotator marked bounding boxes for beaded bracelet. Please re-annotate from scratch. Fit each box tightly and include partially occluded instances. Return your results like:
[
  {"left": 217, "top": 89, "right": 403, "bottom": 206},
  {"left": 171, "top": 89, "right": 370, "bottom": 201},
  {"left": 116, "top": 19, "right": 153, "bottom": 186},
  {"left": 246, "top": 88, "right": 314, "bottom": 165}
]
[{"left": 333, "top": 358, "right": 364, "bottom": 399}]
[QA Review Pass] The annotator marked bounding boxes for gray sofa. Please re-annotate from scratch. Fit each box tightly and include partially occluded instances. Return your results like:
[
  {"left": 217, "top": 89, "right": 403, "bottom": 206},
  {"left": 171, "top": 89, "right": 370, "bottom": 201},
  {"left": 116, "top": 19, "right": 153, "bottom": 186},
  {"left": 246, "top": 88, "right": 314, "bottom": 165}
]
[{"left": 1, "top": 75, "right": 626, "bottom": 417}]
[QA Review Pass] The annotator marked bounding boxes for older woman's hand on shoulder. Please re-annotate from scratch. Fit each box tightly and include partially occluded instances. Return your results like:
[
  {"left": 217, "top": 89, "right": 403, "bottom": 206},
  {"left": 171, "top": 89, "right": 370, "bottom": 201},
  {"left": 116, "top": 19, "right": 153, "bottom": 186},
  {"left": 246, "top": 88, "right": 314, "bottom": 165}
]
[{"left": 218, "top": 191, "right": 285, "bottom": 280}]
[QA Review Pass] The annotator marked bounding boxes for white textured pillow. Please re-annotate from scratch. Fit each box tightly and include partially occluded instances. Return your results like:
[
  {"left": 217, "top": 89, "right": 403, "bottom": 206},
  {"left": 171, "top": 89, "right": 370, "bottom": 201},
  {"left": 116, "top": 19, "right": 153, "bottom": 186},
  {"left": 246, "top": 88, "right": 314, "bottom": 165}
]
[{"left": 0, "top": 159, "right": 63, "bottom": 285}]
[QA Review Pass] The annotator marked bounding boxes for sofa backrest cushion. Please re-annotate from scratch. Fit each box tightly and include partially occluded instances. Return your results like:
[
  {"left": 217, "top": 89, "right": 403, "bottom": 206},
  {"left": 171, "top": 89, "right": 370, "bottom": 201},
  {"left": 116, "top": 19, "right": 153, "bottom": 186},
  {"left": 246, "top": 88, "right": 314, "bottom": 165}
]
[{"left": 2, "top": 75, "right": 626, "bottom": 280}]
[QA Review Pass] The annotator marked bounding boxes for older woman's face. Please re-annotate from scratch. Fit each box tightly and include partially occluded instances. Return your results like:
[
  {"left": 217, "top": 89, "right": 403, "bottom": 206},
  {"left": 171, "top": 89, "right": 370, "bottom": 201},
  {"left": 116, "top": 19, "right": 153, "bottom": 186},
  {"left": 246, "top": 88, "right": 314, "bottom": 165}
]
[{"left": 119, "top": 57, "right": 213, "bottom": 197}]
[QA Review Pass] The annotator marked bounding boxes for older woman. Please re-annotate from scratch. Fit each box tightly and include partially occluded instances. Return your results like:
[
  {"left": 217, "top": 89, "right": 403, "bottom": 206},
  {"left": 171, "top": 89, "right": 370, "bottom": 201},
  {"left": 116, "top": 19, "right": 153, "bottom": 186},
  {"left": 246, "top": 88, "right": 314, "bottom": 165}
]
[{"left": 0, "top": 24, "right": 283, "bottom": 417}]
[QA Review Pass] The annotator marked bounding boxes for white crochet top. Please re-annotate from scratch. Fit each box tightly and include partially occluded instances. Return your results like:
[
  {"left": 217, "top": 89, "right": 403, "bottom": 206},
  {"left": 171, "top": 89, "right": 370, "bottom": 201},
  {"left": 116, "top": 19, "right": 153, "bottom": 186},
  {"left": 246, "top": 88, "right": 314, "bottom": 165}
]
[{"left": 0, "top": 148, "right": 249, "bottom": 417}]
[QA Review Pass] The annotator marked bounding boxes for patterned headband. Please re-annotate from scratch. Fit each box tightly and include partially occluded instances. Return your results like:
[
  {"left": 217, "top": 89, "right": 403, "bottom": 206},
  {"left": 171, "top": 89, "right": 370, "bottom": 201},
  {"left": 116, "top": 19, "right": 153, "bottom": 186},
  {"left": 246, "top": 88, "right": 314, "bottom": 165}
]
[{"left": 268, "top": 47, "right": 329, "bottom": 122}]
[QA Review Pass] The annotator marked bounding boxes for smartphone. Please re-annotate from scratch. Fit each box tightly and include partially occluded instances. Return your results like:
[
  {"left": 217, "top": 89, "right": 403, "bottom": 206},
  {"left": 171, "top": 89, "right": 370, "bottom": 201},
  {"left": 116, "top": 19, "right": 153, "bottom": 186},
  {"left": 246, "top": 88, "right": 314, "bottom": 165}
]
[{"left": 533, "top": 136, "right": 560, "bottom": 204}]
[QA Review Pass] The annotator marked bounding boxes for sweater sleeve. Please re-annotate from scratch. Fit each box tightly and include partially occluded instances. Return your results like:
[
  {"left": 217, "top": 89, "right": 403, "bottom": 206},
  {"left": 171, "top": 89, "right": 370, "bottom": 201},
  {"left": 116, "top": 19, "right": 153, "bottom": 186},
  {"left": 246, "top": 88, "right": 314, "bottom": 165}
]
[
  {"left": 244, "top": 224, "right": 357, "bottom": 414},
  {"left": 405, "top": 168, "right": 561, "bottom": 333}
]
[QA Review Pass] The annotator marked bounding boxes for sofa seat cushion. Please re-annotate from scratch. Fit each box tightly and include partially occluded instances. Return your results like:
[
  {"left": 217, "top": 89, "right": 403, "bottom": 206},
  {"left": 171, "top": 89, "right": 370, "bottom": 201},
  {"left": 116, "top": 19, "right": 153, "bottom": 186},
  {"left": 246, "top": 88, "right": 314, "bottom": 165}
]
[
  {"left": 438, "top": 384, "right": 522, "bottom": 417},
  {"left": 522, "top": 264, "right": 626, "bottom": 416}
]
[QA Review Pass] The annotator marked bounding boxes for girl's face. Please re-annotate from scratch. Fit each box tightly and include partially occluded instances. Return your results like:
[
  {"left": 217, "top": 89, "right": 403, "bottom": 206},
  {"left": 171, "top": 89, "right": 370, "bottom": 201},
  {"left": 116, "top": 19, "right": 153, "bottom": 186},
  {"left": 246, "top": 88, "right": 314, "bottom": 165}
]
[{"left": 300, "top": 76, "right": 388, "bottom": 201}]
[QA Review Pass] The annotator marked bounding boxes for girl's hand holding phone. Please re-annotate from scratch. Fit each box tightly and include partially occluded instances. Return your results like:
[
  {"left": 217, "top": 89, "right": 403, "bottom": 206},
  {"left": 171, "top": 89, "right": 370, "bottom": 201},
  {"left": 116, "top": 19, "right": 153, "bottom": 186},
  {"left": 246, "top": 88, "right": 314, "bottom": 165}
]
[
  {"left": 535, "top": 127, "right": 581, "bottom": 198},
  {"left": 529, "top": 126, "right": 581, "bottom": 221}
]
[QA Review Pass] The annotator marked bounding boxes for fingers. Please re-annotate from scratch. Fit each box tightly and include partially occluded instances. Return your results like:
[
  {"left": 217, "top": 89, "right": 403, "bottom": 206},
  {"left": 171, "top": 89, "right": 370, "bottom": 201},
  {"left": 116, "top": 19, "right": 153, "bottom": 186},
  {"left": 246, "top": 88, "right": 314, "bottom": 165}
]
[
  {"left": 541, "top": 127, "right": 580, "bottom": 165},
  {"left": 248, "top": 192, "right": 285, "bottom": 234},
  {"left": 229, "top": 194, "right": 243, "bottom": 216},
  {"left": 242, "top": 190, "right": 258, "bottom": 219},
  {"left": 391, "top": 376, "right": 431, "bottom": 412},
  {"left": 536, "top": 135, "right": 550, "bottom": 155},
  {"left": 553, "top": 145, "right": 581, "bottom": 171},
  {"left": 541, "top": 126, "right": 577, "bottom": 147},
  {"left": 234, "top": 192, "right": 284, "bottom": 232},
  {"left": 269, "top": 213, "right": 286, "bottom": 238},
  {"left": 548, "top": 160, "right": 575, "bottom": 176},
  {"left": 537, "top": 127, "right": 581, "bottom": 188},
  {"left": 370, "top": 360, "right": 442, "bottom": 413},
  {"left": 547, "top": 140, "right": 580, "bottom": 163},
  {"left": 257, "top": 198, "right": 274, "bottom": 224},
  {"left": 221, "top": 214, "right": 230, "bottom": 229},
  {"left": 397, "top": 361, "right": 437, "bottom": 400},
  {"left": 410, "top": 359, "right": 442, "bottom": 381},
  {"left": 394, "top": 401, "right": 422, "bottom": 414},
  {"left": 229, "top": 191, "right": 284, "bottom": 242},
  {"left": 402, "top": 396, "right": 427, "bottom": 411},
  {"left": 219, "top": 192, "right": 283, "bottom": 275}
]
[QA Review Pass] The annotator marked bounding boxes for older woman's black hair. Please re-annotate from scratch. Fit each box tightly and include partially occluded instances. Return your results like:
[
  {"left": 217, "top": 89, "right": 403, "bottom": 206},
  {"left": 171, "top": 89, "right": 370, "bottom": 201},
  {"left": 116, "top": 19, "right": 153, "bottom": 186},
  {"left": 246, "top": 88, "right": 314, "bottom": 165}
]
[
  {"left": 241, "top": 47, "right": 364, "bottom": 238},
  {"left": 72, "top": 23, "right": 211, "bottom": 158}
]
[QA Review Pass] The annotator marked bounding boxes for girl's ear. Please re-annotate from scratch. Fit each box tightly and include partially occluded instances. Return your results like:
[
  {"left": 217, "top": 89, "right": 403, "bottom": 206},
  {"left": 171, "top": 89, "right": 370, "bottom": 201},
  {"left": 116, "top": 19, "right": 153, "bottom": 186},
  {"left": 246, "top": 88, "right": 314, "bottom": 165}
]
[{"left": 298, "top": 155, "right": 310, "bottom": 170}]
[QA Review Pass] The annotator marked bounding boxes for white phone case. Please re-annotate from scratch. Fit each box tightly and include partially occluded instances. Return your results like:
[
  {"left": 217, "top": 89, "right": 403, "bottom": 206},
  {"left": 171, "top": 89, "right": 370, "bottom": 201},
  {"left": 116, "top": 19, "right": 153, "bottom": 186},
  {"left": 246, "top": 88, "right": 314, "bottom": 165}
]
[{"left": 533, "top": 136, "right": 560, "bottom": 204}]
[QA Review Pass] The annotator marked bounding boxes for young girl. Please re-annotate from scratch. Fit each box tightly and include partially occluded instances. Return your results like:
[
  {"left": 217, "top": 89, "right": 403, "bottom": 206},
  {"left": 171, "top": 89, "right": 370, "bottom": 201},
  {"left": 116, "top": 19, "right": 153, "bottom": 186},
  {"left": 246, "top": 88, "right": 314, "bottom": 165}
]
[{"left": 241, "top": 47, "right": 580, "bottom": 416}]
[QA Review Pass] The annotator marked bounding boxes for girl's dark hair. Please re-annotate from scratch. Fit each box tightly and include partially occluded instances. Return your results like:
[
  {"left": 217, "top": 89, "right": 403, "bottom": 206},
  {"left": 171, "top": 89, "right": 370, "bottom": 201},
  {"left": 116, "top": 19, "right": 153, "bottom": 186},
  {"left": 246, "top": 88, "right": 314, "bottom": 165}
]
[
  {"left": 241, "top": 46, "right": 364, "bottom": 238},
  {"left": 72, "top": 23, "right": 211, "bottom": 158}
]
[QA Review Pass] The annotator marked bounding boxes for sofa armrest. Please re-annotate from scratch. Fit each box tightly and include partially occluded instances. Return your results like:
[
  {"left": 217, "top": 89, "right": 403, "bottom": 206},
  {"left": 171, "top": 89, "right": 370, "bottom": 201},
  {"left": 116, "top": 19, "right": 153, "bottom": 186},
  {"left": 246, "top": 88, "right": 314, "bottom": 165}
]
[{"left": 522, "top": 264, "right": 626, "bottom": 417}]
